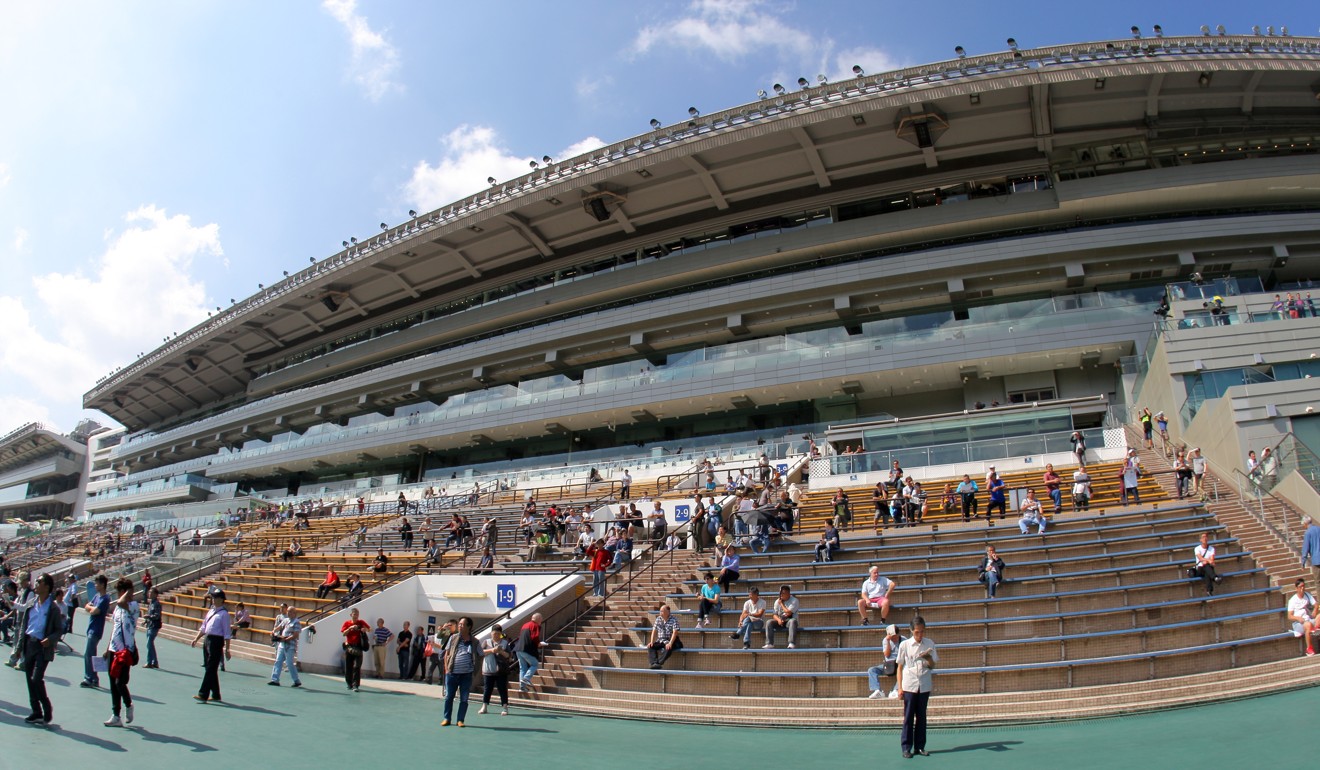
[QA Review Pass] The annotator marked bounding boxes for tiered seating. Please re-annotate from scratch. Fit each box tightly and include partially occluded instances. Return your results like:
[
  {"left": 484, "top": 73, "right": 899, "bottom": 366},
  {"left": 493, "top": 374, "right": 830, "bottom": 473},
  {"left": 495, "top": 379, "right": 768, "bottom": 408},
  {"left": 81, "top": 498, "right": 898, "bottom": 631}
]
[
  {"left": 222, "top": 513, "right": 396, "bottom": 556},
  {"left": 796, "top": 460, "right": 1165, "bottom": 532},
  {"left": 159, "top": 551, "right": 422, "bottom": 638},
  {"left": 539, "top": 500, "right": 1296, "bottom": 722}
]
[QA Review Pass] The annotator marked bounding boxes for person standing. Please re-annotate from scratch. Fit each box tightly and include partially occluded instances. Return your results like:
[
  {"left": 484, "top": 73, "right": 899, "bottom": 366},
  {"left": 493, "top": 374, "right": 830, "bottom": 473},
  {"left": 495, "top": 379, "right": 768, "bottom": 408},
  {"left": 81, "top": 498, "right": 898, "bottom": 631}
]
[
  {"left": 441, "top": 617, "right": 482, "bottom": 727},
  {"left": 588, "top": 539, "right": 611, "bottom": 598},
  {"left": 268, "top": 605, "right": 303, "bottom": 687},
  {"left": 190, "top": 588, "right": 232, "bottom": 703},
  {"left": 81, "top": 574, "right": 110, "bottom": 689},
  {"left": 896, "top": 616, "right": 939, "bottom": 758},
  {"left": 619, "top": 469, "right": 632, "bottom": 501},
  {"left": 7, "top": 570, "right": 33, "bottom": 670},
  {"left": 371, "top": 618, "right": 392, "bottom": 678},
  {"left": 515, "top": 613, "right": 543, "bottom": 692},
  {"left": 61, "top": 573, "right": 79, "bottom": 635},
  {"left": 478, "top": 623, "right": 515, "bottom": 716},
  {"left": 396, "top": 621, "right": 413, "bottom": 680},
  {"left": 22, "top": 573, "right": 64, "bottom": 725},
  {"left": 103, "top": 577, "right": 139, "bottom": 727},
  {"left": 142, "top": 588, "right": 162, "bottom": 668},
  {"left": 408, "top": 621, "right": 427, "bottom": 681},
  {"left": 340, "top": 608, "right": 370, "bottom": 691}
]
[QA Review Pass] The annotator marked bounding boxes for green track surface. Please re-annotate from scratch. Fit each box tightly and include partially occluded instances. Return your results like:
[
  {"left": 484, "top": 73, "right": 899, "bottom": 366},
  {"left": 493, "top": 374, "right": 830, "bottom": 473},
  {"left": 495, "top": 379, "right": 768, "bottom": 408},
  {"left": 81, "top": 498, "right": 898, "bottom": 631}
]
[{"left": 3, "top": 630, "right": 1311, "bottom": 767}]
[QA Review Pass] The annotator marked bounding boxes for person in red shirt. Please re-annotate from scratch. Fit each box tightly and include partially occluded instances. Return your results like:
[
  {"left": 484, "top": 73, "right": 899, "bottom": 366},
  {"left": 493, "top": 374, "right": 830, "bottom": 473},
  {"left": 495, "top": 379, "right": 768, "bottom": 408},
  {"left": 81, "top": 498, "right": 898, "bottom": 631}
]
[
  {"left": 315, "top": 568, "right": 341, "bottom": 600},
  {"left": 340, "top": 608, "right": 370, "bottom": 691},
  {"left": 587, "top": 539, "right": 611, "bottom": 598},
  {"left": 1042, "top": 464, "right": 1063, "bottom": 515}
]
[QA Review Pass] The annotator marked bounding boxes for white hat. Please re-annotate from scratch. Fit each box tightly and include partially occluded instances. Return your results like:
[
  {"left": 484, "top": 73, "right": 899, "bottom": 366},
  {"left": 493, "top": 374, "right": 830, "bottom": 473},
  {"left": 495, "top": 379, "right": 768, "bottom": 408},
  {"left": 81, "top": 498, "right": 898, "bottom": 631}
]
[{"left": 885, "top": 624, "right": 898, "bottom": 636}]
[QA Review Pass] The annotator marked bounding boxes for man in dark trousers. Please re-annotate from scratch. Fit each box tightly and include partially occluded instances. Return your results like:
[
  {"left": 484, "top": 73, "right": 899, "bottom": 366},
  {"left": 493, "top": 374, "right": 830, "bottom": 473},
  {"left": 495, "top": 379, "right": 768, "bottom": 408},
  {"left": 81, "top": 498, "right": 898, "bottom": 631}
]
[{"left": 22, "top": 573, "right": 65, "bottom": 725}]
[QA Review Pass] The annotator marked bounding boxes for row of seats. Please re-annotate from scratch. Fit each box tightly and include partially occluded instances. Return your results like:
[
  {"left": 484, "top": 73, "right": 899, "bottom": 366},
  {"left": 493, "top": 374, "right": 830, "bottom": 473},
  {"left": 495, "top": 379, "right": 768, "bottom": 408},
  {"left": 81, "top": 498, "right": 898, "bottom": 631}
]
[{"left": 577, "top": 500, "right": 1296, "bottom": 697}]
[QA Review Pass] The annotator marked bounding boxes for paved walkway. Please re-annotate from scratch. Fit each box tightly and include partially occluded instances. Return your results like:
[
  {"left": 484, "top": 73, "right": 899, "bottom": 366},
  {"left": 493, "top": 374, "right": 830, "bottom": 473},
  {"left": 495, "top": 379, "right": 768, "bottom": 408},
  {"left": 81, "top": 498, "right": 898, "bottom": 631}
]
[{"left": 2, "top": 630, "right": 1313, "bottom": 765}]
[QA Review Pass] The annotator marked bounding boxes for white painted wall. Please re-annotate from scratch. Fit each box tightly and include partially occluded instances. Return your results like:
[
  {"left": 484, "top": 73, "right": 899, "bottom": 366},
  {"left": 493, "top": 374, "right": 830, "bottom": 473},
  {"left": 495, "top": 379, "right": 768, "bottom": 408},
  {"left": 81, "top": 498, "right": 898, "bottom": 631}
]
[
  {"left": 807, "top": 445, "right": 1126, "bottom": 491},
  {"left": 298, "top": 572, "right": 580, "bottom": 676}
]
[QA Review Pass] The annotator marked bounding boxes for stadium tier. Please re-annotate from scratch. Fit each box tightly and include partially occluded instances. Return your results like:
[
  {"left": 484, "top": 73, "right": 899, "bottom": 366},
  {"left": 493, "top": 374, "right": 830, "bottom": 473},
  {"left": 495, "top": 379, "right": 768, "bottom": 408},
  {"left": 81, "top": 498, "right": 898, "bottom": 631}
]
[{"left": 5, "top": 33, "right": 1320, "bottom": 727}]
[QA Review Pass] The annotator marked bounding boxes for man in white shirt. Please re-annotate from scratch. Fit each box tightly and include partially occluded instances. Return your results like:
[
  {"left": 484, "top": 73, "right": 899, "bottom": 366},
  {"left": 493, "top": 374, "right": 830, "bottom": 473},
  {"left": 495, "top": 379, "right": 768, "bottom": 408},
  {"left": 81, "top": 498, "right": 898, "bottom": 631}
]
[
  {"left": 269, "top": 605, "right": 303, "bottom": 687},
  {"left": 895, "top": 616, "right": 938, "bottom": 758},
  {"left": 764, "top": 585, "right": 800, "bottom": 649},
  {"left": 1191, "top": 531, "right": 1222, "bottom": 596},
  {"left": 1287, "top": 578, "right": 1318, "bottom": 657},
  {"left": 856, "top": 566, "right": 896, "bottom": 626},
  {"left": 728, "top": 586, "right": 766, "bottom": 649},
  {"left": 620, "top": 470, "right": 633, "bottom": 501}
]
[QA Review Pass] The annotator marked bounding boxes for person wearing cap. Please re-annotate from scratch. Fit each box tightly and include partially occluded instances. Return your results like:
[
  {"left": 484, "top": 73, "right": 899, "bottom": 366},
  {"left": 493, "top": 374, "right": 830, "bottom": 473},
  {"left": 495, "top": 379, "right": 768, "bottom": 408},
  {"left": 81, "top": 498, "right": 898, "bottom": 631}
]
[
  {"left": 190, "top": 588, "right": 232, "bottom": 703},
  {"left": 866, "top": 624, "right": 905, "bottom": 699}
]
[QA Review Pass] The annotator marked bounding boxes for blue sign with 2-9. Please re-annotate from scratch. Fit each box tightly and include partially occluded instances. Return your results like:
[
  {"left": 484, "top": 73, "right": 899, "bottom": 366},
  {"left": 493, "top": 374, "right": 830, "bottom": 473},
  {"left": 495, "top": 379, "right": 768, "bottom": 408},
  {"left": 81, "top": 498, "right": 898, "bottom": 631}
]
[
  {"left": 673, "top": 505, "right": 690, "bottom": 522},
  {"left": 496, "top": 584, "right": 516, "bottom": 608}
]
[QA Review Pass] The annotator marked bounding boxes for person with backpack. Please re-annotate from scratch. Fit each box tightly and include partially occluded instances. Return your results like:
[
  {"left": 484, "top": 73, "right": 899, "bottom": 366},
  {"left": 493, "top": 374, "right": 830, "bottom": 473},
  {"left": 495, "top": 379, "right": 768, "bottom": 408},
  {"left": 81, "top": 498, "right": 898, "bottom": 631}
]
[
  {"left": 103, "top": 577, "right": 139, "bottom": 727},
  {"left": 478, "top": 623, "right": 515, "bottom": 716}
]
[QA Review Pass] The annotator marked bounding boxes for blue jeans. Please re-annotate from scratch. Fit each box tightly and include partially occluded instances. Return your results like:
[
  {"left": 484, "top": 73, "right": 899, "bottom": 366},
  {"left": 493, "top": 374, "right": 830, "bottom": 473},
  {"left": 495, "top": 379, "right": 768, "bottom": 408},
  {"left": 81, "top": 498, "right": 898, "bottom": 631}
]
[
  {"left": 516, "top": 651, "right": 539, "bottom": 685},
  {"left": 83, "top": 632, "right": 103, "bottom": 685},
  {"left": 443, "top": 672, "right": 473, "bottom": 722},
  {"left": 733, "top": 518, "right": 749, "bottom": 541},
  {"left": 271, "top": 643, "right": 300, "bottom": 684},
  {"left": 749, "top": 535, "right": 768, "bottom": 554},
  {"left": 735, "top": 618, "right": 764, "bottom": 645},
  {"left": 982, "top": 570, "right": 1002, "bottom": 598},
  {"left": 1019, "top": 516, "right": 1046, "bottom": 535},
  {"left": 867, "top": 663, "right": 895, "bottom": 693},
  {"left": 146, "top": 626, "right": 160, "bottom": 667},
  {"left": 1048, "top": 488, "right": 1062, "bottom": 511},
  {"left": 592, "top": 569, "right": 606, "bottom": 597}
]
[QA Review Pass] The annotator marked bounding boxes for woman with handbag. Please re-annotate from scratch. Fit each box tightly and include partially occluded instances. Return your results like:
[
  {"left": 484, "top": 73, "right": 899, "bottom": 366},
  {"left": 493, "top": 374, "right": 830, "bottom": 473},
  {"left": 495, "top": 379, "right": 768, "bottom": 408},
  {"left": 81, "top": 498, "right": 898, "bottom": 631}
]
[
  {"left": 441, "top": 616, "right": 482, "bottom": 726},
  {"left": 478, "top": 623, "right": 514, "bottom": 716},
  {"left": 340, "top": 607, "right": 370, "bottom": 692},
  {"left": 103, "top": 577, "right": 139, "bottom": 727}
]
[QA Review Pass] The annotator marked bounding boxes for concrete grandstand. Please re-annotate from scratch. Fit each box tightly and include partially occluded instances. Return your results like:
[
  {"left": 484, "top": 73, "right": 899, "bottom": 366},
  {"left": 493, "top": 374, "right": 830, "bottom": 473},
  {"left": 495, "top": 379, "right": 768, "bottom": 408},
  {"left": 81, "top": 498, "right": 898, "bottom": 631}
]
[{"left": 5, "top": 31, "right": 1320, "bottom": 727}]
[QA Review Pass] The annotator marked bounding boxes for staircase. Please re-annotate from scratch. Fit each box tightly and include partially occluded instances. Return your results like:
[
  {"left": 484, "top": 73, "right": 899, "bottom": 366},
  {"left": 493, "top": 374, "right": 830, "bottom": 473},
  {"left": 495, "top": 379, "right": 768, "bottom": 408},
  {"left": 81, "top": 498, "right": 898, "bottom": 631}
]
[
  {"left": 521, "top": 549, "right": 707, "bottom": 695},
  {"left": 1125, "top": 427, "right": 1308, "bottom": 589}
]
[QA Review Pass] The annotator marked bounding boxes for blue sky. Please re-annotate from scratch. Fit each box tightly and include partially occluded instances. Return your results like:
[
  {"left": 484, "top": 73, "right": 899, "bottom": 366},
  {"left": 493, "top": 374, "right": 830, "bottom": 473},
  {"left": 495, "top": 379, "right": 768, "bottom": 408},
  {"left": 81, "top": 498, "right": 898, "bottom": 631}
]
[{"left": 0, "top": 0, "right": 1315, "bottom": 435}]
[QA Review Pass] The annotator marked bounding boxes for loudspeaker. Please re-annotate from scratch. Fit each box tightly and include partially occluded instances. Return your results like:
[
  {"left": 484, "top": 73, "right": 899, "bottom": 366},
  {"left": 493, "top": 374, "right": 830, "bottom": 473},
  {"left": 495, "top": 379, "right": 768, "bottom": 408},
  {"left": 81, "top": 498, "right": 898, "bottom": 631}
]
[
  {"left": 321, "top": 296, "right": 340, "bottom": 313},
  {"left": 588, "top": 197, "right": 610, "bottom": 222}
]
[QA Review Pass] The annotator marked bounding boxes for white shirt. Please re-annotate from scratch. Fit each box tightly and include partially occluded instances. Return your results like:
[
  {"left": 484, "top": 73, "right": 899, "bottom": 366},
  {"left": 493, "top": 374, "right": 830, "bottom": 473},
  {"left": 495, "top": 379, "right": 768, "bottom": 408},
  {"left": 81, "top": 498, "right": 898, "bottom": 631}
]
[
  {"left": 1288, "top": 592, "right": 1315, "bottom": 623},
  {"left": 742, "top": 598, "right": 766, "bottom": 618},
  {"left": 1020, "top": 498, "right": 1043, "bottom": 521},
  {"left": 895, "top": 636, "right": 938, "bottom": 693},
  {"left": 108, "top": 601, "right": 139, "bottom": 652},
  {"left": 1194, "top": 543, "right": 1215, "bottom": 567},
  {"left": 861, "top": 576, "right": 894, "bottom": 599}
]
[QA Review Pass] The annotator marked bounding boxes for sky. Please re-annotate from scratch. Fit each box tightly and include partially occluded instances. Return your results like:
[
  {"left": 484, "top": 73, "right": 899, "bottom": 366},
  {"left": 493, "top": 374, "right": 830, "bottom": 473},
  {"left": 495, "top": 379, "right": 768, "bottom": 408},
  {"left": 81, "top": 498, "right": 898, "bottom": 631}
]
[{"left": 0, "top": 0, "right": 1316, "bottom": 437}]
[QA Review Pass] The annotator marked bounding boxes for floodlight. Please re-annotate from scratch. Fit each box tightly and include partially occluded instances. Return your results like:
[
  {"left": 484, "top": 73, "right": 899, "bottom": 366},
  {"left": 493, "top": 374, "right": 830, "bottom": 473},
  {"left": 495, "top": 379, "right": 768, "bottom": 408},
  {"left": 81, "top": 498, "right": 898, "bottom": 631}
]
[
  {"left": 852, "top": 65, "right": 864, "bottom": 76},
  {"left": 649, "top": 118, "right": 661, "bottom": 128},
  {"left": 955, "top": 46, "right": 965, "bottom": 58}
]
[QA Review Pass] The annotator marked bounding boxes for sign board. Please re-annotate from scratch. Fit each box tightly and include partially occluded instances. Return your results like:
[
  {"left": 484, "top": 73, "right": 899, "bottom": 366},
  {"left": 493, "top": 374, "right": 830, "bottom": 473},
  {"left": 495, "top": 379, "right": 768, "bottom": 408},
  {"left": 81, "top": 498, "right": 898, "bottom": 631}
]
[
  {"left": 496, "top": 584, "right": 516, "bottom": 609},
  {"left": 777, "top": 463, "right": 789, "bottom": 475},
  {"left": 673, "top": 504, "right": 691, "bottom": 522}
]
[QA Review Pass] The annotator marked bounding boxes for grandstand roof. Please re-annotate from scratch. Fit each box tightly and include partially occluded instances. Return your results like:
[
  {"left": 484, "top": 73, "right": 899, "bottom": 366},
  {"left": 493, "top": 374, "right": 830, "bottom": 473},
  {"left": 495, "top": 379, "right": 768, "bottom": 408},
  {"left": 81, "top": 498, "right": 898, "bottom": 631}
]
[
  {"left": 0, "top": 423, "right": 85, "bottom": 476},
  {"left": 84, "top": 34, "right": 1320, "bottom": 431}
]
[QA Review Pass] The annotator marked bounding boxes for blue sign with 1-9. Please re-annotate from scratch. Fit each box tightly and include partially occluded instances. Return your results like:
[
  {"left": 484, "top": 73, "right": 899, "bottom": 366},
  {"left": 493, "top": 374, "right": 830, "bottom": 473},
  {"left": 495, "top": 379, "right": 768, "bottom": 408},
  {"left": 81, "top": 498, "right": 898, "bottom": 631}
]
[
  {"left": 673, "top": 504, "right": 690, "bottom": 522},
  {"left": 496, "top": 584, "right": 516, "bottom": 609}
]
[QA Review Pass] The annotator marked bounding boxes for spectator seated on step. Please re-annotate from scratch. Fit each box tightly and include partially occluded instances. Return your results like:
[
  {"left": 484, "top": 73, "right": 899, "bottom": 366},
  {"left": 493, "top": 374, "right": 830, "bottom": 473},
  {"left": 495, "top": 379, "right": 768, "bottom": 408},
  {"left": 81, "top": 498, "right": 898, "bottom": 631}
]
[
  {"left": 976, "top": 545, "right": 1006, "bottom": 599},
  {"left": 763, "top": 584, "right": 800, "bottom": 649},
  {"left": 342, "top": 574, "right": 364, "bottom": 607},
  {"left": 813, "top": 523, "right": 841, "bottom": 563},
  {"left": 609, "top": 531, "right": 634, "bottom": 572},
  {"left": 1017, "top": 490, "right": 1047, "bottom": 535},
  {"left": 728, "top": 586, "right": 765, "bottom": 649},
  {"left": 646, "top": 604, "right": 683, "bottom": 669},
  {"left": 526, "top": 532, "right": 552, "bottom": 561},
  {"left": 372, "top": 548, "right": 389, "bottom": 575},
  {"left": 856, "top": 565, "right": 895, "bottom": 626},
  {"left": 866, "top": 624, "right": 905, "bottom": 699}
]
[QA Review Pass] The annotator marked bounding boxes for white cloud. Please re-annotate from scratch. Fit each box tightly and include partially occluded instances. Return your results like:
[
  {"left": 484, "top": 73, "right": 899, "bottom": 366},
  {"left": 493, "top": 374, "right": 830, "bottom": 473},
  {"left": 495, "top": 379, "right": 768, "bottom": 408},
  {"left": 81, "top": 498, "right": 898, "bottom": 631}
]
[
  {"left": 575, "top": 74, "right": 613, "bottom": 100},
  {"left": 321, "top": 0, "right": 402, "bottom": 102},
  {"left": 633, "top": 1, "right": 903, "bottom": 78},
  {"left": 0, "top": 162, "right": 9, "bottom": 188},
  {"left": 12, "top": 227, "right": 28, "bottom": 252},
  {"left": 635, "top": 0, "right": 813, "bottom": 61},
  {"left": 0, "top": 394, "right": 54, "bottom": 436},
  {"left": 0, "top": 206, "right": 220, "bottom": 429},
  {"left": 404, "top": 126, "right": 605, "bottom": 214}
]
